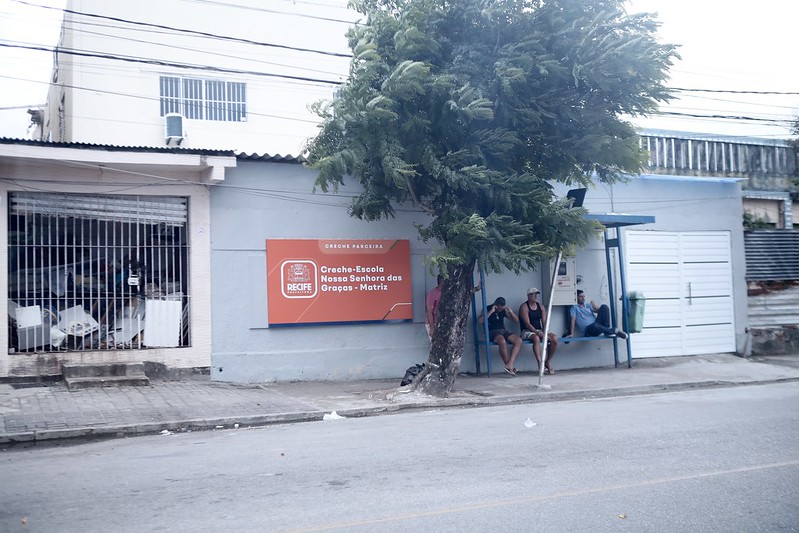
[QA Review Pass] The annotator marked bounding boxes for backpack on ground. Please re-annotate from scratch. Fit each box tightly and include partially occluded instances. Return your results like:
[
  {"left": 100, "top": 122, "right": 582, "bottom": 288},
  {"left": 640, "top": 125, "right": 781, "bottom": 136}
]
[{"left": 400, "top": 363, "right": 426, "bottom": 386}]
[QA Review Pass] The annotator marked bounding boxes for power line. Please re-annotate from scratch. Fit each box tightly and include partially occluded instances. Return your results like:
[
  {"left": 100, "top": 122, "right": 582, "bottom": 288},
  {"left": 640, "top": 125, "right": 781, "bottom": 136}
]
[
  {"left": 0, "top": 47, "right": 339, "bottom": 96},
  {"left": 2, "top": 75, "right": 791, "bottom": 142},
  {"left": 9, "top": 40, "right": 795, "bottom": 110},
  {"left": 10, "top": 0, "right": 352, "bottom": 58},
  {"left": 9, "top": 2, "right": 799, "bottom": 102},
  {"left": 56, "top": 22, "right": 348, "bottom": 78},
  {"left": 267, "top": 0, "right": 354, "bottom": 10},
  {"left": 653, "top": 111, "right": 792, "bottom": 125},
  {"left": 2, "top": 12, "right": 795, "bottom": 139},
  {"left": 0, "top": 173, "right": 749, "bottom": 214},
  {"left": 680, "top": 93, "right": 799, "bottom": 111},
  {"left": 2, "top": 63, "right": 792, "bottom": 135},
  {"left": 9, "top": 1, "right": 799, "bottom": 101},
  {"left": 0, "top": 74, "right": 324, "bottom": 126},
  {"left": 662, "top": 105, "right": 793, "bottom": 121},
  {"left": 0, "top": 42, "right": 343, "bottom": 86},
  {"left": 0, "top": 75, "right": 792, "bottom": 147},
  {"left": 182, "top": 0, "right": 362, "bottom": 25},
  {"left": 672, "top": 87, "right": 799, "bottom": 96}
]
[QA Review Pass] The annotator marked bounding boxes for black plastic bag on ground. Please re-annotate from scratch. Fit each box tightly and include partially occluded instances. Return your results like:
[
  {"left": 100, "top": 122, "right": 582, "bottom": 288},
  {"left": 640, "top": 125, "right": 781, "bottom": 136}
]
[{"left": 400, "top": 363, "right": 426, "bottom": 386}]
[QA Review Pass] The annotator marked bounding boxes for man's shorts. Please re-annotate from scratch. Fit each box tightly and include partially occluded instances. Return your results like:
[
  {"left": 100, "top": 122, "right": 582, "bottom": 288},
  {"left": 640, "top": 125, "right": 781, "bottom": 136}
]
[
  {"left": 489, "top": 329, "right": 515, "bottom": 342},
  {"left": 522, "top": 329, "right": 555, "bottom": 344}
]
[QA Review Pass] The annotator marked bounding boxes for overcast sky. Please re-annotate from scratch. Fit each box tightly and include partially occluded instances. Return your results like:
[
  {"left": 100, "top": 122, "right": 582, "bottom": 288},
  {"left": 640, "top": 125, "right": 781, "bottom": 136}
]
[{"left": 0, "top": 0, "right": 796, "bottom": 150}]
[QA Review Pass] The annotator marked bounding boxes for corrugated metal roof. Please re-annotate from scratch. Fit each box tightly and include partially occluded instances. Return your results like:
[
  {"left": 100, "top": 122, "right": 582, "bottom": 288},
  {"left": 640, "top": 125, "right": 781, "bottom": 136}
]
[
  {"left": 0, "top": 138, "right": 309, "bottom": 163},
  {"left": 236, "top": 152, "right": 305, "bottom": 164},
  {"left": 745, "top": 230, "right": 799, "bottom": 281},
  {"left": 0, "top": 137, "right": 236, "bottom": 157}
]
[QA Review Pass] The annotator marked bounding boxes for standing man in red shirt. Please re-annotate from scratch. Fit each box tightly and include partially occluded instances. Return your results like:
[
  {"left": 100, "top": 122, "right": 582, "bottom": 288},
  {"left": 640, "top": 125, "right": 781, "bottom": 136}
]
[{"left": 425, "top": 275, "right": 444, "bottom": 341}]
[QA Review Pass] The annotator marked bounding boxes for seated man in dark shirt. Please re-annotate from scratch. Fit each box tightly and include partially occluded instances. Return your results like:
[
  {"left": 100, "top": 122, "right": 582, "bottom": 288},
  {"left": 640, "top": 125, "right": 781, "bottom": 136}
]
[{"left": 479, "top": 297, "right": 522, "bottom": 375}]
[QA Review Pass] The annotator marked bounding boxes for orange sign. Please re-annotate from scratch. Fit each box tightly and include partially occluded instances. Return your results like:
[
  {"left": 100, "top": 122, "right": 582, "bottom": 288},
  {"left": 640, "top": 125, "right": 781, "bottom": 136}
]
[{"left": 266, "top": 239, "right": 412, "bottom": 325}]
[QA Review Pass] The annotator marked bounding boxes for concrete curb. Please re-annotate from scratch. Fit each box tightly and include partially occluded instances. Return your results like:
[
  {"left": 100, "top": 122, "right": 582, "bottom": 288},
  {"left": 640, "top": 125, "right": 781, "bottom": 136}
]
[{"left": 4, "top": 377, "right": 797, "bottom": 446}]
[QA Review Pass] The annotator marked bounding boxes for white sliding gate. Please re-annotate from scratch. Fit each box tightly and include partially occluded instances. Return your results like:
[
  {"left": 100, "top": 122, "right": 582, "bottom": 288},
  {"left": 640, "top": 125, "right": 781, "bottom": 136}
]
[{"left": 625, "top": 231, "right": 735, "bottom": 357}]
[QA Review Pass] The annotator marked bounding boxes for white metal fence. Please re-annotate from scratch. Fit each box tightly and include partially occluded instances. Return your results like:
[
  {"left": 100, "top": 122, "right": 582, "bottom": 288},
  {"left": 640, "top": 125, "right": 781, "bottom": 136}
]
[{"left": 7, "top": 192, "right": 191, "bottom": 353}]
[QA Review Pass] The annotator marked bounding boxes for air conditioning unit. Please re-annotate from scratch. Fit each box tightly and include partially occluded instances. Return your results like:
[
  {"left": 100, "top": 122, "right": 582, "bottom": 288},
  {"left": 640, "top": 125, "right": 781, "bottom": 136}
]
[{"left": 165, "top": 113, "right": 185, "bottom": 145}]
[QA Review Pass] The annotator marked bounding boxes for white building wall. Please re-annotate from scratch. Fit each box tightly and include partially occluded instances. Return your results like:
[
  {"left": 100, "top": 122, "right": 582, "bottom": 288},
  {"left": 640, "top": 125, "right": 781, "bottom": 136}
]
[
  {"left": 563, "top": 175, "right": 748, "bottom": 356},
  {"left": 0, "top": 144, "right": 234, "bottom": 378},
  {"left": 211, "top": 162, "right": 747, "bottom": 383},
  {"left": 47, "top": 0, "right": 354, "bottom": 155},
  {"left": 210, "top": 161, "right": 438, "bottom": 382}
]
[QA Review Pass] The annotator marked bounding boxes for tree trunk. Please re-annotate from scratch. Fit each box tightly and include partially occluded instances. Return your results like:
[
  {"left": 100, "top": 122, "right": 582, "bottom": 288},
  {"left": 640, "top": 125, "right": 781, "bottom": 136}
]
[{"left": 416, "top": 260, "right": 476, "bottom": 397}]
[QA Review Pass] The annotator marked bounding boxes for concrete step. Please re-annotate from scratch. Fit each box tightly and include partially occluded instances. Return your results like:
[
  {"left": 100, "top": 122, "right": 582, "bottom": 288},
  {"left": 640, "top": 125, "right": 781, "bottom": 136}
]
[
  {"left": 64, "top": 375, "right": 151, "bottom": 390},
  {"left": 63, "top": 362, "right": 145, "bottom": 379},
  {"left": 62, "top": 363, "right": 150, "bottom": 390}
]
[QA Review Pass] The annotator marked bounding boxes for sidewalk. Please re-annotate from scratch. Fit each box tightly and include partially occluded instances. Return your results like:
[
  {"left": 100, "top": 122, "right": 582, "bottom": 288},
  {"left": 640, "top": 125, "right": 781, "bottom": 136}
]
[{"left": 2, "top": 353, "right": 799, "bottom": 446}]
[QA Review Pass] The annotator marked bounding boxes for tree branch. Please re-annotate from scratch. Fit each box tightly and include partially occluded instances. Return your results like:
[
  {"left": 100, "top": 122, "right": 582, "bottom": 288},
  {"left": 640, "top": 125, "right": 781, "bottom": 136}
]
[{"left": 404, "top": 174, "right": 435, "bottom": 216}]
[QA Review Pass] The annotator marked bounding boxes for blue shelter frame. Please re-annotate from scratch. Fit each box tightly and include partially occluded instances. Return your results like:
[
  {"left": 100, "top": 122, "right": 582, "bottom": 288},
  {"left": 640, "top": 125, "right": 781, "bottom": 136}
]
[{"left": 471, "top": 213, "right": 655, "bottom": 376}]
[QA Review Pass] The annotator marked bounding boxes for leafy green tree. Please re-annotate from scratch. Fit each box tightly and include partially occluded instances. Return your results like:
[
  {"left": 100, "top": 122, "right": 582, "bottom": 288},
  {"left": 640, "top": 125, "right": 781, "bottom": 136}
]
[
  {"left": 742, "top": 211, "right": 773, "bottom": 231},
  {"left": 306, "top": 0, "right": 676, "bottom": 396}
]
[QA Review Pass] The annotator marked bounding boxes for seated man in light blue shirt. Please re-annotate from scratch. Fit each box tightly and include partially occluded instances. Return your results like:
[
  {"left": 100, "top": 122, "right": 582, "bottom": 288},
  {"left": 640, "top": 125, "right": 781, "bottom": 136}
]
[{"left": 565, "top": 290, "right": 627, "bottom": 339}]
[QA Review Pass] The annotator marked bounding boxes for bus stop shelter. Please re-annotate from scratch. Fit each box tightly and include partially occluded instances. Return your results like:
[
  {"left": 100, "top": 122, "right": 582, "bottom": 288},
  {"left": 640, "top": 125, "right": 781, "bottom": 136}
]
[{"left": 471, "top": 213, "right": 655, "bottom": 376}]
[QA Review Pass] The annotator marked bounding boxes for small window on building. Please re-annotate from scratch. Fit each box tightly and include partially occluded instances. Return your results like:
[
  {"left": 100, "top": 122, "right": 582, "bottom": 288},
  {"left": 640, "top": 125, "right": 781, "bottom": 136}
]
[
  {"left": 160, "top": 76, "right": 182, "bottom": 116},
  {"left": 226, "top": 81, "right": 246, "bottom": 122},
  {"left": 7, "top": 192, "right": 191, "bottom": 354},
  {"left": 159, "top": 76, "right": 246, "bottom": 122},
  {"left": 205, "top": 80, "right": 226, "bottom": 121}
]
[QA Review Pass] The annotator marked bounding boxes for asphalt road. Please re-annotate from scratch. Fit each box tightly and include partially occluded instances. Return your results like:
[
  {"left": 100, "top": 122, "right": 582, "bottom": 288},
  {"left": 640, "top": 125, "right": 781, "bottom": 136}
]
[{"left": 1, "top": 382, "right": 798, "bottom": 532}]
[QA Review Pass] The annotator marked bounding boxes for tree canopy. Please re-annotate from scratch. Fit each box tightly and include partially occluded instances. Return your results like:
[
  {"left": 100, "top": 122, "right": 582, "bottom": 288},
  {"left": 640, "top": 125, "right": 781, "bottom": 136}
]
[
  {"left": 308, "top": 0, "right": 675, "bottom": 274},
  {"left": 305, "top": 0, "right": 677, "bottom": 395}
]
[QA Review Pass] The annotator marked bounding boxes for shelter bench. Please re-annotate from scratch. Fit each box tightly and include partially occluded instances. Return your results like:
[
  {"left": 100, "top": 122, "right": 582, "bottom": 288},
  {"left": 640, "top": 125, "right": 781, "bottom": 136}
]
[
  {"left": 559, "top": 335, "right": 620, "bottom": 344},
  {"left": 476, "top": 334, "right": 622, "bottom": 376},
  {"left": 482, "top": 334, "right": 620, "bottom": 346}
]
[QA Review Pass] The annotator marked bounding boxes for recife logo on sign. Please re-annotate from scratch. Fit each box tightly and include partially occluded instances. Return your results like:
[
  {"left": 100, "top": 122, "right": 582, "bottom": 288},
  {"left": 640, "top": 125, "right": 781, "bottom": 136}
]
[{"left": 281, "top": 260, "right": 318, "bottom": 298}]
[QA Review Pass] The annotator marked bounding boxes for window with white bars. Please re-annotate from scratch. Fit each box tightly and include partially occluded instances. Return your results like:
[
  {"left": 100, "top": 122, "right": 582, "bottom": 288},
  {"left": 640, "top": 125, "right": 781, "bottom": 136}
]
[
  {"left": 159, "top": 76, "right": 247, "bottom": 122},
  {"left": 160, "top": 76, "right": 181, "bottom": 116},
  {"left": 183, "top": 78, "right": 203, "bottom": 120},
  {"left": 7, "top": 192, "right": 191, "bottom": 353}
]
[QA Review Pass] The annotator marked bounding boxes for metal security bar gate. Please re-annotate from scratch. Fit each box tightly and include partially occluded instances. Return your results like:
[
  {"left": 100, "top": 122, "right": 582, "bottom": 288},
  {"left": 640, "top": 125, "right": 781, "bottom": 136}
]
[{"left": 7, "top": 192, "right": 191, "bottom": 353}]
